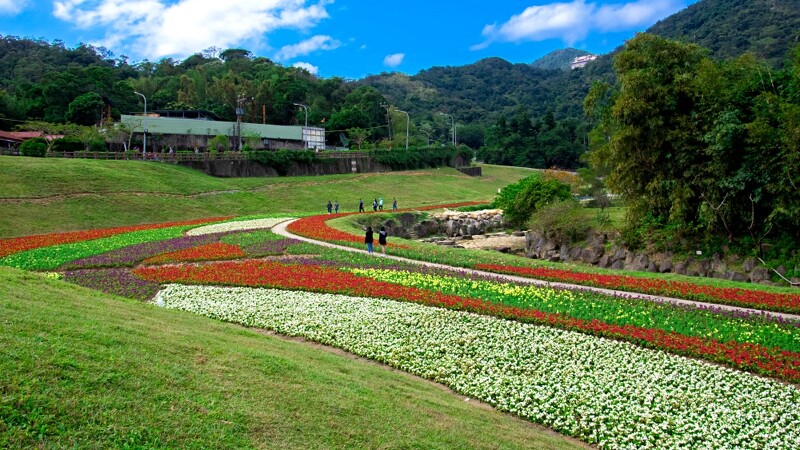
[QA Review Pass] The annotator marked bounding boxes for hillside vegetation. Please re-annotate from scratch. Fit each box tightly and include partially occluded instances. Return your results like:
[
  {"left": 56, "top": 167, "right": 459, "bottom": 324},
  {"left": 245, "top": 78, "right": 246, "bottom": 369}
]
[{"left": 0, "top": 157, "right": 535, "bottom": 237}]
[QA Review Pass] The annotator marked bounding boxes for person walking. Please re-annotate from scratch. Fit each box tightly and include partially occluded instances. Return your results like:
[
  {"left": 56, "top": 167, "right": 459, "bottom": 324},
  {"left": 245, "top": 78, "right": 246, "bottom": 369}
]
[
  {"left": 327, "top": 200, "right": 333, "bottom": 214},
  {"left": 364, "top": 226, "right": 374, "bottom": 254},
  {"left": 392, "top": 197, "right": 397, "bottom": 210},
  {"left": 359, "top": 199, "right": 365, "bottom": 212},
  {"left": 372, "top": 198, "right": 378, "bottom": 211},
  {"left": 334, "top": 200, "right": 339, "bottom": 213},
  {"left": 378, "top": 225, "right": 388, "bottom": 256},
  {"left": 378, "top": 197, "right": 384, "bottom": 211}
]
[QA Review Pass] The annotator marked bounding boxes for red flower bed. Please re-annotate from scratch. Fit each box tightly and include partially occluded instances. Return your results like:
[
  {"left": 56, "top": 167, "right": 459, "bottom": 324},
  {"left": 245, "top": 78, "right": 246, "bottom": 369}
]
[
  {"left": 134, "top": 260, "right": 800, "bottom": 383},
  {"left": 143, "top": 242, "right": 245, "bottom": 264},
  {"left": 0, "top": 216, "right": 234, "bottom": 258},
  {"left": 287, "top": 202, "right": 484, "bottom": 246},
  {"left": 475, "top": 264, "right": 800, "bottom": 314}
]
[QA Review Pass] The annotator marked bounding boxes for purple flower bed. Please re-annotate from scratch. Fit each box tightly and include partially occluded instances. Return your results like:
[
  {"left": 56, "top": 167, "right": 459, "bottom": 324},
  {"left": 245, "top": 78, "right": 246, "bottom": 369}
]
[
  {"left": 63, "top": 268, "right": 162, "bottom": 301},
  {"left": 61, "top": 232, "right": 237, "bottom": 269}
]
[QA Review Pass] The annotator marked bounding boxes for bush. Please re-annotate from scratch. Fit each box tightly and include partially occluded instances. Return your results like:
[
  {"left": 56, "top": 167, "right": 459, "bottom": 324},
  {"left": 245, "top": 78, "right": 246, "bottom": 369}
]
[
  {"left": 51, "top": 137, "right": 84, "bottom": 153},
  {"left": 20, "top": 138, "right": 47, "bottom": 157},
  {"left": 493, "top": 173, "right": 573, "bottom": 227},
  {"left": 528, "top": 199, "right": 589, "bottom": 243},
  {"left": 247, "top": 149, "right": 318, "bottom": 176},
  {"left": 371, "top": 146, "right": 474, "bottom": 170}
]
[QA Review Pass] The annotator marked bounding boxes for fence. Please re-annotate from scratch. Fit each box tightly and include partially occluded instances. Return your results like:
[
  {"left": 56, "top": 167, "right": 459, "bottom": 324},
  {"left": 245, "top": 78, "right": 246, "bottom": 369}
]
[{"left": 2, "top": 150, "right": 371, "bottom": 162}]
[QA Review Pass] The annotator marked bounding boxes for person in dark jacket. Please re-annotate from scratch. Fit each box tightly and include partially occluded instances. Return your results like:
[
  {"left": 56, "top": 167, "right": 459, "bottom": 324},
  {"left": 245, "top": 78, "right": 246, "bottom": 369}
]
[
  {"left": 359, "top": 199, "right": 365, "bottom": 212},
  {"left": 378, "top": 226, "right": 388, "bottom": 255},
  {"left": 326, "top": 200, "right": 332, "bottom": 214},
  {"left": 364, "top": 226, "right": 374, "bottom": 254}
]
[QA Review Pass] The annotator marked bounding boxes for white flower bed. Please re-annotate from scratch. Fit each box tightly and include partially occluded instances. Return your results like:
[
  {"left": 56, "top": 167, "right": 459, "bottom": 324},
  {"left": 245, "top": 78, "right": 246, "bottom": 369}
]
[
  {"left": 158, "top": 284, "right": 800, "bottom": 449},
  {"left": 185, "top": 218, "right": 293, "bottom": 236}
]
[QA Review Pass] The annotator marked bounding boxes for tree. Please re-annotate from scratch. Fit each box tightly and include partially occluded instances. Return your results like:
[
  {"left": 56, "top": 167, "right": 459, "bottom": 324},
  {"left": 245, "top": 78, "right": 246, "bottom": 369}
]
[
  {"left": 346, "top": 127, "right": 369, "bottom": 149},
  {"left": 65, "top": 92, "right": 104, "bottom": 125}
]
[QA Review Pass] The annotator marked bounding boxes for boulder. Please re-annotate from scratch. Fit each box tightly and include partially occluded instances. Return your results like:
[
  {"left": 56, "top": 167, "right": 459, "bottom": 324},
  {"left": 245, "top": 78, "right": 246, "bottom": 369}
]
[
  {"left": 673, "top": 262, "right": 688, "bottom": 275},
  {"left": 742, "top": 258, "right": 757, "bottom": 272},
  {"left": 658, "top": 259, "right": 673, "bottom": 273},
  {"left": 749, "top": 267, "right": 770, "bottom": 283}
]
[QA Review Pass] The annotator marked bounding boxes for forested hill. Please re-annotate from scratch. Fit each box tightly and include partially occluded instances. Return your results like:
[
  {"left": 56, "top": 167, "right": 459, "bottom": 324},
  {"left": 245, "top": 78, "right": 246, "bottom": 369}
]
[
  {"left": 647, "top": 0, "right": 800, "bottom": 66},
  {"left": 530, "top": 48, "right": 592, "bottom": 71},
  {"left": 355, "top": 57, "right": 610, "bottom": 126}
]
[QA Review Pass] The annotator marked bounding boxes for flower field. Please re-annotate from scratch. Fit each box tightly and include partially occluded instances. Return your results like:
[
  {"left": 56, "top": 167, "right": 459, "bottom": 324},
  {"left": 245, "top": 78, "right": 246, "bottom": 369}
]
[
  {"left": 0, "top": 216, "right": 232, "bottom": 258},
  {"left": 133, "top": 259, "right": 800, "bottom": 382},
  {"left": 143, "top": 242, "right": 246, "bottom": 264},
  {"left": 476, "top": 264, "right": 800, "bottom": 315},
  {"left": 185, "top": 217, "right": 293, "bottom": 236},
  {"left": 156, "top": 284, "right": 800, "bottom": 449},
  {"left": 8, "top": 207, "right": 800, "bottom": 448}
]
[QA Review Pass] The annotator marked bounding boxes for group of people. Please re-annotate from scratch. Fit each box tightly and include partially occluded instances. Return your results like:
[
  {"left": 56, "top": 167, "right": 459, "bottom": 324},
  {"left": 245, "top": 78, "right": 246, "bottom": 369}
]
[
  {"left": 327, "top": 197, "right": 398, "bottom": 214},
  {"left": 364, "top": 225, "right": 388, "bottom": 255}
]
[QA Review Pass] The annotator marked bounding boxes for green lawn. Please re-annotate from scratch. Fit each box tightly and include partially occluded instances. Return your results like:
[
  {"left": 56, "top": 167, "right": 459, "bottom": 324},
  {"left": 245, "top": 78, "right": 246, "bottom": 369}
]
[
  {"left": 0, "top": 157, "right": 531, "bottom": 237},
  {"left": 0, "top": 266, "right": 583, "bottom": 449}
]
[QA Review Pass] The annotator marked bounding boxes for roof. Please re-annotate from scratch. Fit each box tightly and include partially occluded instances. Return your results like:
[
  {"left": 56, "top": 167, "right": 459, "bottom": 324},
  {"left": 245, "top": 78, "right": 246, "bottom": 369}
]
[
  {"left": 120, "top": 115, "right": 303, "bottom": 141},
  {"left": 0, "top": 130, "right": 62, "bottom": 143}
]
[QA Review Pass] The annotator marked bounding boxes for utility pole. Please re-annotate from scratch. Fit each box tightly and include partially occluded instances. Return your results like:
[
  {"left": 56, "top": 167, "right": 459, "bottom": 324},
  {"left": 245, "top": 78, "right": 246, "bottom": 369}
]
[
  {"left": 396, "top": 109, "right": 409, "bottom": 149},
  {"left": 381, "top": 103, "right": 392, "bottom": 141}
]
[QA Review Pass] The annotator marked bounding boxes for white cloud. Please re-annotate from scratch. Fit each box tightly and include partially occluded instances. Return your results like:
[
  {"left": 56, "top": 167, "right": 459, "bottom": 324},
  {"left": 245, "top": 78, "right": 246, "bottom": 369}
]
[
  {"left": 0, "top": 0, "right": 28, "bottom": 15},
  {"left": 52, "top": 0, "right": 334, "bottom": 60},
  {"left": 472, "top": 0, "right": 685, "bottom": 49},
  {"left": 293, "top": 61, "right": 318, "bottom": 74},
  {"left": 383, "top": 53, "right": 404, "bottom": 67},
  {"left": 274, "top": 35, "right": 340, "bottom": 61}
]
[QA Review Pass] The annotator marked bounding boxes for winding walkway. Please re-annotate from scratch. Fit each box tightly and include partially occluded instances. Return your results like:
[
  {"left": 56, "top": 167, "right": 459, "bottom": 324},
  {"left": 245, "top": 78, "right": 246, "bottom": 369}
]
[{"left": 273, "top": 219, "right": 800, "bottom": 323}]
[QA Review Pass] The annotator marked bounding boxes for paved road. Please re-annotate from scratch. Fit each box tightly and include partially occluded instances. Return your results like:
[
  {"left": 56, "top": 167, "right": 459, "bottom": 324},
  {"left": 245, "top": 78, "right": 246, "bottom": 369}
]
[{"left": 273, "top": 219, "right": 800, "bottom": 323}]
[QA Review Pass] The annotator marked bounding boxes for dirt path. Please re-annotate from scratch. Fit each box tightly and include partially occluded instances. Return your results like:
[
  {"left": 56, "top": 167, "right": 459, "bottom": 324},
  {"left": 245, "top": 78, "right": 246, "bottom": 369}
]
[{"left": 273, "top": 219, "right": 800, "bottom": 323}]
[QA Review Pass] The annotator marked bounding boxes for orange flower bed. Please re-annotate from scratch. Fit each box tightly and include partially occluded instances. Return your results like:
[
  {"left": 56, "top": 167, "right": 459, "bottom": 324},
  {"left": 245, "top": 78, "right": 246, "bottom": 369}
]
[{"left": 143, "top": 242, "right": 245, "bottom": 264}]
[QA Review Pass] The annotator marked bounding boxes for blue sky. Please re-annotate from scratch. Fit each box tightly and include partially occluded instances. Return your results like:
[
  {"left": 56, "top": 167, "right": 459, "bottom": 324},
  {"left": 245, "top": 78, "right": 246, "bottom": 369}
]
[{"left": 0, "top": 0, "right": 698, "bottom": 79}]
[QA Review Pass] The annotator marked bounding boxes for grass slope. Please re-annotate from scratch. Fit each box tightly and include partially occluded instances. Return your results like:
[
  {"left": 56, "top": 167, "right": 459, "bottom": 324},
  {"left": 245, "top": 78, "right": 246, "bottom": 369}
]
[
  {"left": 0, "top": 266, "right": 583, "bottom": 449},
  {"left": 0, "top": 157, "right": 531, "bottom": 237}
]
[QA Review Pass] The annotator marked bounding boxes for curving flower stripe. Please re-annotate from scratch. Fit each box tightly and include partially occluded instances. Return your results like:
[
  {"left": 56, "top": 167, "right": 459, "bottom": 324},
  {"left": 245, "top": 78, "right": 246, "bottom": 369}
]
[
  {"left": 185, "top": 218, "right": 294, "bottom": 236},
  {"left": 475, "top": 264, "right": 800, "bottom": 314},
  {"left": 143, "top": 242, "right": 246, "bottom": 264},
  {"left": 0, "top": 216, "right": 233, "bottom": 258},
  {"left": 133, "top": 260, "right": 800, "bottom": 382},
  {"left": 286, "top": 201, "right": 484, "bottom": 247},
  {"left": 158, "top": 284, "right": 800, "bottom": 449}
]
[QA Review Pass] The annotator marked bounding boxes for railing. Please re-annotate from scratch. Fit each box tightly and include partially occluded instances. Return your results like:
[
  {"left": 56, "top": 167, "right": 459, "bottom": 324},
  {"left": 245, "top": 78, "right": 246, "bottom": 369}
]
[{"left": 37, "top": 150, "right": 372, "bottom": 162}]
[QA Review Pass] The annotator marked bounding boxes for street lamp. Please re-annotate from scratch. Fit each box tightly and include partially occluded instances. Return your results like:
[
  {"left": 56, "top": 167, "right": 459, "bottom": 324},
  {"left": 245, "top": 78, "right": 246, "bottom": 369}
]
[
  {"left": 396, "top": 109, "right": 409, "bottom": 149},
  {"left": 293, "top": 102, "right": 308, "bottom": 127},
  {"left": 134, "top": 91, "right": 147, "bottom": 156},
  {"left": 439, "top": 112, "right": 455, "bottom": 146}
]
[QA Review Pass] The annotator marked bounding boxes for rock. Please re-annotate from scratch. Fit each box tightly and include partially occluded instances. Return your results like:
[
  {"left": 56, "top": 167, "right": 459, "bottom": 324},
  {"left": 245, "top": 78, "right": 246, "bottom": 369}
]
[
  {"left": 647, "top": 262, "right": 658, "bottom": 273},
  {"left": 777, "top": 265, "right": 787, "bottom": 276},
  {"left": 569, "top": 247, "right": 583, "bottom": 261},
  {"left": 673, "top": 262, "right": 687, "bottom": 275},
  {"left": 598, "top": 255, "right": 612, "bottom": 268},
  {"left": 658, "top": 259, "right": 673, "bottom": 273},
  {"left": 611, "top": 260, "right": 624, "bottom": 270},
  {"left": 581, "top": 245, "right": 604, "bottom": 265},
  {"left": 497, "top": 247, "right": 512, "bottom": 253},
  {"left": 548, "top": 255, "right": 561, "bottom": 262},
  {"left": 439, "top": 240, "right": 455, "bottom": 246},
  {"left": 726, "top": 271, "right": 747, "bottom": 282},
  {"left": 512, "top": 231, "right": 525, "bottom": 237},
  {"left": 560, "top": 244, "right": 570, "bottom": 261},
  {"left": 749, "top": 267, "right": 770, "bottom": 283},
  {"left": 742, "top": 258, "right": 757, "bottom": 272}
]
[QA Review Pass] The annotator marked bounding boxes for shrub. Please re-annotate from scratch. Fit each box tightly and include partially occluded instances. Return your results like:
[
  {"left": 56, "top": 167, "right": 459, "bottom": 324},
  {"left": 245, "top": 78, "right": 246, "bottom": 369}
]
[
  {"left": 51, "top": 137, "right": 84, "bottom": 153},
  {"left": 20, "top": 138, "right": 48, "bottom": 157},
  {"left": 493, "top": 173, "right": 573, "bottom": 227},
  {"left": 528, "top": 199, "right": 589, "bottom": 243}
]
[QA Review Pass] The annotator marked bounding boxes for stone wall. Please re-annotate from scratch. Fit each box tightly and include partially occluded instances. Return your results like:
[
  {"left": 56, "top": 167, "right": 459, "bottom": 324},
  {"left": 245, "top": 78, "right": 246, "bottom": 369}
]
[
  {"left": 177, "top": 156, "right": 392, "bottom": 177},
  {"left": 525, "top": 230, "right": 781, "bottom": 285}
]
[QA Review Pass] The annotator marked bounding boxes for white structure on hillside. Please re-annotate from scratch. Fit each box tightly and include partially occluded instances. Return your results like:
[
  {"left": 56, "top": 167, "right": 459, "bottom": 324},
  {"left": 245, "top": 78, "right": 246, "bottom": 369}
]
[{"left": 571, "top": 54, "right": 597, "bottom": 70}]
